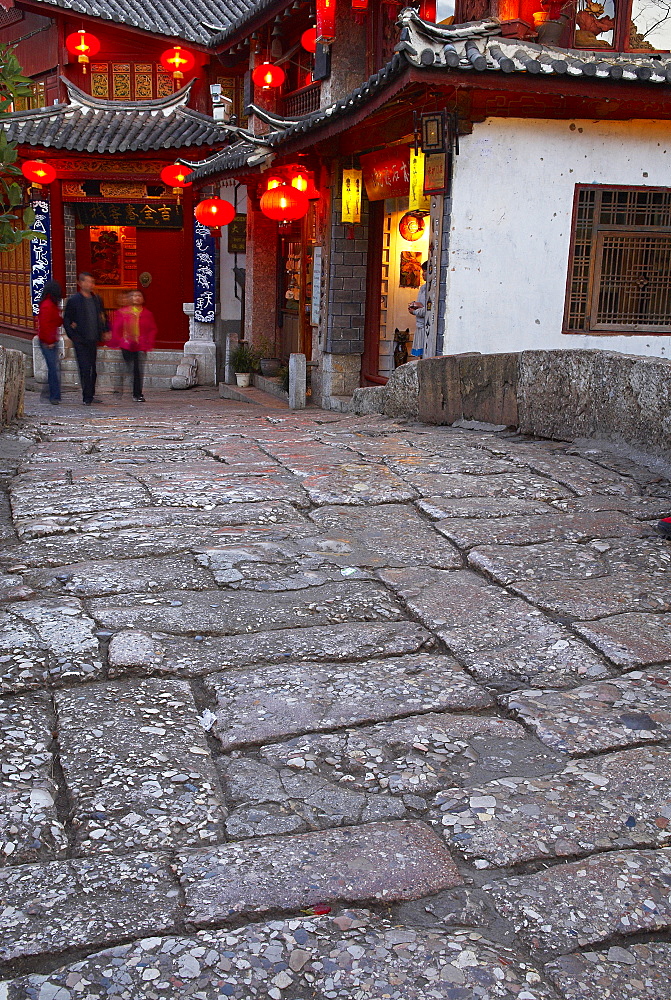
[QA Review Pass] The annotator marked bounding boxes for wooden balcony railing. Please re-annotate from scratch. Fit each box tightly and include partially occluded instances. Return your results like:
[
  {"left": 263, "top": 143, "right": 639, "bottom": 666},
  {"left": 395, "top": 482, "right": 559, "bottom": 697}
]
[{"left": 280, "top": 82, "right": 321, "bottom": 117}]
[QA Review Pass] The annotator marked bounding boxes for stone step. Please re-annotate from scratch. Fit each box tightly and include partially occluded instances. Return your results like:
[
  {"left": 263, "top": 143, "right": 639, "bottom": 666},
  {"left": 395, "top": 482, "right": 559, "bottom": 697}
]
[
  {"left": 219, "top": 381, "right": 288, "bottom": 408},
  {"left": 253, "top": 373, "right": 289, "bottom": 402}
]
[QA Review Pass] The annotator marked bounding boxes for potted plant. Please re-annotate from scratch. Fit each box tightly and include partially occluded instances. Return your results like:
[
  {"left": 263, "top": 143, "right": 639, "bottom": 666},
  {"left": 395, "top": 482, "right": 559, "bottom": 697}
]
[
  {"left": 256, "top": 336, "right": 281, "bottom": 377},
  {"left": 230, "top": 342, "right": 257, "bottom": 388}
]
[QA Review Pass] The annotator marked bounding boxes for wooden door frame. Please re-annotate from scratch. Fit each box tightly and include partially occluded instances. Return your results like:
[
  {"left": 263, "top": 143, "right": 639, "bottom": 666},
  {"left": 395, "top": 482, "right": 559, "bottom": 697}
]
[{"left": 361, "top": 198, "right": 385, "bottom": 385}]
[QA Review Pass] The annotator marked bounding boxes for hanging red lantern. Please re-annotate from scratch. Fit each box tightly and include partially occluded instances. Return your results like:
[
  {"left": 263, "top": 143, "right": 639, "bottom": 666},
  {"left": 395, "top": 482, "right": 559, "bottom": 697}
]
[
  {"left": 399, "top": 211, "right": 427, "bottom": 242},
  {"left": 351, "top": 0, "right": 368, "bottom": 9},
  {"left": 160, "top": 45, "right": 196, "bottom": 80},
  {"left": 316, "top": 0, "right": 336, "bottom": 43},
  {"left": 194, "top": 198, "right": 235, "bottom": 228},
  {"left": 289, "top": 167, "right": 309, "bottom": 193},
  {"left": 260, "top": 184, "right": 309, "bottom": 223},
  {"left": 21, "top": 159, "right": 56, "bottom": 187},
  {"left": 265, "top": 174, "right": 284, "bottom": 191},
  {"left": 252, "top": 62, "right": 286, "bottom": 90},
  {"left": 301, "top": 27, "right": 317, "bottom": 52},
  {"left": 160, "top": 164, "right": 192, "bottom": 188},
  {"left": 65, "top": 30, "right": 100, "bottom": 74}
]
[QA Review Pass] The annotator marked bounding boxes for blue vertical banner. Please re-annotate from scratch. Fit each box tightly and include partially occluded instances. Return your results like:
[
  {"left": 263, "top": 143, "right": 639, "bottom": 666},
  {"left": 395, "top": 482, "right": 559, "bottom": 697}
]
[
  {"left": 30, "top": 198, "right": 52, "bottom": 315},
  {"left": 194, "top": 218, "right": 216, "bottom": 323}
]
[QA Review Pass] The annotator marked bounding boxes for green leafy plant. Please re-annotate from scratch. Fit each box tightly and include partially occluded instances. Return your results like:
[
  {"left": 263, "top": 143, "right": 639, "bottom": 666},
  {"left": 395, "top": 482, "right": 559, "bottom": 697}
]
[
  {"left": 0, "top": 44, "right": 41, "bottom": 250},
  {"left": 256, "top": 335, "right": 278, "bottom": 359},
  {"left": 277, "top": 364, "right": 290, "bottom": 393},
  {"left": 230, "top": 342, "right": 259, "bottom": 373}
]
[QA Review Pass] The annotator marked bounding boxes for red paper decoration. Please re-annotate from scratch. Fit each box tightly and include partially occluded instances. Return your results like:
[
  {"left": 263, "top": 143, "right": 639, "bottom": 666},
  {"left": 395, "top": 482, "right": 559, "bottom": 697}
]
[
  {"left": 252, "top": 62, "right": 286, "bottom": 89},
  {"left": 65, "top": 30, "right": 100, "bottom": 73},
  {"left": 21, "top": 160, "right": 56, "bottom": 186},
  {"left": 260, "top": 184, "right": 309, "bottom": 223},
  {"left": 160, "top": 45, "right": 196, "bottom": 80},
  {"left": 160, "top": 164, "right": 192, "bottom": 188},
  {"left": 399, "top": 211, "right": 427, "bottom": 242},
  {"left": 316, "top": 0, "right": 336, "bottom": 42},
  {"left": 301, "top": 27, "right": 317, "bottom": 52},
  {"left": 194, "top": 198, "right": 235, "bottom": 228}
]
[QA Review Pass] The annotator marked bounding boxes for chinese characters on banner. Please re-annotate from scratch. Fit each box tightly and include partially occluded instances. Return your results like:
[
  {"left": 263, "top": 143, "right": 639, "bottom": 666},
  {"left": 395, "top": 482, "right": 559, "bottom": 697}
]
[
  {"left": 341, "top": 169, "right": 362, "bottom": 224},
  {"left": 360, "top": 147, "right": 410, "bottom": 201},
  {"left": 194, "top": 218, "right": 216, "bottom": 323},
  {"left": 409, "top": 150, "right": 430, "bottom": 212},
  {"left": 30, "top": 198, "right": 51, "bottom": 316},
  {"left": 76, "top": 203, "right": 183, "bottom": 228}
]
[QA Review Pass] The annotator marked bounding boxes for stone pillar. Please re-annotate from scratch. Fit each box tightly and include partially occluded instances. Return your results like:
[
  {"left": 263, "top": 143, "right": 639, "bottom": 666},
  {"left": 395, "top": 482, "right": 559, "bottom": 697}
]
[
  {"left": 289, "top": 353, "right": 306, "bottom": 410},
  {"left": 63, "top": 205, "right": 77, "bottom": 295},
  {"left": 320, "top": 5, "right": 368, "bottom": 105},
  {"left": 180, "top": 303, "right": 217, "bottom": 385},
  {"left": 244, "top": 196, "right": 279, "bottom": 350},
  {"left": 325, "top": 169, "right": 369, "bottom": 356}
]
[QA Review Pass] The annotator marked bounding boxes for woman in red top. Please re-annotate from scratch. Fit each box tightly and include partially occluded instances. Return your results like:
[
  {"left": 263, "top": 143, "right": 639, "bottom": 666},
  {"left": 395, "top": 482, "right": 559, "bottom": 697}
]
[
  {"left": 37, "top": 280, "right": 63, "bottom": 404},
  {"left": 108, "top": 290, "right": 157, "bottom": 402}
]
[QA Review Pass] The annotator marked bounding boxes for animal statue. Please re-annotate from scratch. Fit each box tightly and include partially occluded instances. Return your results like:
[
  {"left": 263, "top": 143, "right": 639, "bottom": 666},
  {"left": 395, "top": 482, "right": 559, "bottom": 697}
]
[
  {"left": 575, "top": 0, "right": 616, "bottom": 47},
  {"left": 393, "top": 328, "right": 410, "bottom": 368}
]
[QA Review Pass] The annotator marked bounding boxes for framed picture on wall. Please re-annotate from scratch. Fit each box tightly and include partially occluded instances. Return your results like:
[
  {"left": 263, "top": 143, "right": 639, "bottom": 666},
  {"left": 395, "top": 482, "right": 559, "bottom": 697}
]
[{"left": 423, "top": 152, "right": 447, "bottom": 195}]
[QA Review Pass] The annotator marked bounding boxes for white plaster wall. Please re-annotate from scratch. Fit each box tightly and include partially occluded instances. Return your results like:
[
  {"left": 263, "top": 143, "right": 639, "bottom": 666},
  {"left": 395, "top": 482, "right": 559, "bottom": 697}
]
[
  {"left": 443, "top": 118, "right": 671, "bottom": 359},
  {"left": 219, "top": 181, "right": 246, "bottom": 330}
]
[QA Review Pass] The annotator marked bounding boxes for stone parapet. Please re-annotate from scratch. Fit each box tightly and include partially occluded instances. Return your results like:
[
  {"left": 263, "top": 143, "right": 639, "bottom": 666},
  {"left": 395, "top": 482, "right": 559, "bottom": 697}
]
[
  {"left": 352, "top": 349, "right": 671, "bottom": 458},
  {"left": 0, "top": 345, "right": 25, "bottom": 425}
]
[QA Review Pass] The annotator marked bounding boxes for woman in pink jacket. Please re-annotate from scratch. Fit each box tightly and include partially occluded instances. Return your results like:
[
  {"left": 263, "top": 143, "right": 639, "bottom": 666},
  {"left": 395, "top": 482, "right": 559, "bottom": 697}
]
[{"left": 109, "top": 290, "right": 157, "bottom": 402}]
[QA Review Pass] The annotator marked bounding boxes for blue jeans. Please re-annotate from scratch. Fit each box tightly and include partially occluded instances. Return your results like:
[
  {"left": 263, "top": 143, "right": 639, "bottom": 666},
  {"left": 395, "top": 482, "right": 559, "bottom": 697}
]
[{"left": 39, "top": 342, "right": 61, "bottom": 401}]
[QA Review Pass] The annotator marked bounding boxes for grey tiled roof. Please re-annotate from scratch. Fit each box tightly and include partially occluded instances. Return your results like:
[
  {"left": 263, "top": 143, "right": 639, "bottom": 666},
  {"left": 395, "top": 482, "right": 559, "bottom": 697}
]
[
  {"left": 1, "top": 78, "right": 230, "bottom": 152},
  {"left": 34, "top": 0, "right": 275, "bottom": 45}
]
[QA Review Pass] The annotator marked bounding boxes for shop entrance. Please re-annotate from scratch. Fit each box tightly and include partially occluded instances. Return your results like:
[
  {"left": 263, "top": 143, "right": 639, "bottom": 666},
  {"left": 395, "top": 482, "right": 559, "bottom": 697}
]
[
  {"left": 278, "top": 223, "right": 314, "bottom": 361},
  {"left": 74, "top": 219, "right": 190, "bottom": 349},
  {"left": 362, "top": 197, "right": 430, "bottom": 383}
]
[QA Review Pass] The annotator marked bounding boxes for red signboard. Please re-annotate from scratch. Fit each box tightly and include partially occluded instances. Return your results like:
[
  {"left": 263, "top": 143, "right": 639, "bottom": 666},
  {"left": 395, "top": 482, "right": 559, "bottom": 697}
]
[{"left": 360, "top": 147, "right": 410, "bottom": 202}]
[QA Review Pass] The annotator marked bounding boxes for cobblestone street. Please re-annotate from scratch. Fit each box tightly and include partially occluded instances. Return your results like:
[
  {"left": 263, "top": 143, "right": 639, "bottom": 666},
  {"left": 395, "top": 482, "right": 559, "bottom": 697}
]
[{"left": 1, "top": 389, "right": 670, "bottom": 999}]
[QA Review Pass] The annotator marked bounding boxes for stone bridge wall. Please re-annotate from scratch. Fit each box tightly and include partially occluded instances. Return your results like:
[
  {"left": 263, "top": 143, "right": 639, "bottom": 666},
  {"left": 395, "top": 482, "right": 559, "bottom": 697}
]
[
  {"left": 0, "top": 346, "right": 24, "bottom": 426},
  {"left": 352, "top": 349, "right": 671, "bottom": 457}
]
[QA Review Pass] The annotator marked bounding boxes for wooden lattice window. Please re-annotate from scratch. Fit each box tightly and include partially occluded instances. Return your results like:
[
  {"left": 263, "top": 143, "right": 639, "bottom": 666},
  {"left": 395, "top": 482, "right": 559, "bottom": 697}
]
[
  {"left": 90, "top": 63, "right": 174, "bottom": 101},
  {"left": 565, "top": 185, "right": 671, "bottom": 334},
  {"left": 0, "top": 234, "right": 33, "bottom": 331}
]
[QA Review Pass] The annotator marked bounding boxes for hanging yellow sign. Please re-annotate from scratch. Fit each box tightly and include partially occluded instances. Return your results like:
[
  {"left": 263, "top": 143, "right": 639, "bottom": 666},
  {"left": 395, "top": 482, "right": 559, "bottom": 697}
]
[
  {"left": 409, "top": 150, "right": 430, "bottom": 212},
  {"left": 341, "top": 168, "right": 362, "bottom": 224}
]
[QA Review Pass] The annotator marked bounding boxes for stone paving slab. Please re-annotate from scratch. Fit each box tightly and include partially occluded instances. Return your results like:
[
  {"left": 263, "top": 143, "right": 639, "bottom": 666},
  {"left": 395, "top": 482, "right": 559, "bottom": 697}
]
[
  {"left": 432, "top": 746, "right": 671, "bottom": 866},
  {"left": 503, "top": 667, "right": 671, "bottom": 755},
  {"left": 108, "top": 620, "right": 434, "bottom": 677},
  {"left": 488, "top": 848, "right": 671, "bottom": 957},
  {"left": 489, "top": 449, "right": 640, "bottom": 496},
  {"left": 9, "top": 598, "right": 103, "bottom": 683},
  {"left": 545, "top": 942, "right": 671, "bottom": 1000},
  {"left": 138, "top": 465, "right": 309, "bottom": 508},
  {"left": 434, "top": 511, "right": 654, "bottom": 549},
  {"left": 0, "top": 693, "right": 67, "bottom": 866},
  {"left": 298, "top": 463, "right": 419, "bottom": 505},
  {"left": 416, "top": 496, "right": 551, "bottom": 519},
  {"left": 55, "top": 678, "right": 226, "bottom": 853},
  {"left": 574, "top": 611, "right": 671, "bottom": 666},
  {"left": 0, "top": 611, "right": 51, "bottom": 695},
  {"left": 205, "top": 654, "right": 491, "bottom": 749},
  {"left": 387, "top": 453, "right": 521, "bottom": 477},
  {"left": 89, "top": 582, "right": 406, "bottom": 635},
  {"left": 175, "top": 821, "right": 461, "bottom": 924},
  {"left": 0, "top": 911, "right": 558, "bottom": 1000},
  {"left": 0, "top": 853, "right": 178, "bottom": 962},
  {"left": 400, "top": 471, "right": 571, "bottom": 501},
  {"left": 24, "top": 554, "right": 214, "bottom": 598},
  {"left": 379, "top": 567, "right": 610, "bottom": 689},
  {"left": 309, "top": 503, "right": 462, "bottom": 569},
  {"left": 512, "top": 573, "right": 671, "bottom": 620},
  {"left": 10, "top": 479, "right": 150, "bottom": 523}
]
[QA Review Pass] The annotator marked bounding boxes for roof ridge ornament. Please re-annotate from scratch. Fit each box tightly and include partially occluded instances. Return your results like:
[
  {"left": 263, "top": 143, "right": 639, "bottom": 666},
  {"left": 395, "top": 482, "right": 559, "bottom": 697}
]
[{"left": 61, "top": 75, "right": 196, "bottom": 111}]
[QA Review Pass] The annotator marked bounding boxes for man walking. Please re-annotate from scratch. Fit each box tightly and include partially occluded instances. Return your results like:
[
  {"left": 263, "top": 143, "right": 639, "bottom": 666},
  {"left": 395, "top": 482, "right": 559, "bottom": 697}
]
[{"left": 63, "top": 272, "right": 108, "bottom": 405}]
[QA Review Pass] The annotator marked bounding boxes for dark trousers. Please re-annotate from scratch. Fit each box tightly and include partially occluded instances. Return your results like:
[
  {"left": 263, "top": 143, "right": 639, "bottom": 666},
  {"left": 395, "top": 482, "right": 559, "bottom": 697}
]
[
  {"left": 39, "top": 342, "right": 61, "bottom": 401},
  {"left": 122, "top": 349, "right": 145, "bottom": 398},
  {"left": 72, "top": 339, "right": 98, "bottom": 403}
]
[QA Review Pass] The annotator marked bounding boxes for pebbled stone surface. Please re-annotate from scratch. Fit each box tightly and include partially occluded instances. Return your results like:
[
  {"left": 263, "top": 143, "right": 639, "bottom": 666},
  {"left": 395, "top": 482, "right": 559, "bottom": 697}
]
[
  {"left": 545, "top": 942, "right": 671, "bottom": 1000},
  {"left": 574, "top": 610, "right": 671, "bottom": 666},
  {"left": 24, "top": 554, "right": 213, "bottom": 597}
]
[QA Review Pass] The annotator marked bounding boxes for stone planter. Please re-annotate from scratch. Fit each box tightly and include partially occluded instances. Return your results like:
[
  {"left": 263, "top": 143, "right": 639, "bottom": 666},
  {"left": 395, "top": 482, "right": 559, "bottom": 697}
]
[
  {"left": 259, "top": 358, "right": 281, "bottom": 377},
  {"left": 235, "top": 372, "right": 252, "bottom": 388}
]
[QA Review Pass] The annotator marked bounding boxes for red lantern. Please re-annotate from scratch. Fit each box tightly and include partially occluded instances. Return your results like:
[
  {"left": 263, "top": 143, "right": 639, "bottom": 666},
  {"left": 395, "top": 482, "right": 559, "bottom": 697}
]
[
  {"left": 289, "top": 167, "right": 309, "bottom": 193},
  {"left": 301, "top": 27, "right": 317, "bottom": 52},
  {"left": 399, "top": 211, "right": 427, "bottom": 242},
  {"left": 160, "top": 45, "right": 196, "bottom": 80},
  {"left": 316, "top": 0, "right": 336, "bottom": 43},
  {"left": 260, "top": 184, "right": 309, "bottom": 223},
  {"left": 65, "top": 30, "right": 100, "bottom": 74},
  {"left": 265, "top": 174, "right": 284, "bottom": 191},
  {"left": 351, "top": 0, "right": 368, "bottom": 8},
  {"left": 252, "top": 62, "right": 286, "bottom": 90},
  {"left": 194, "top": 198, "right": 235, "bottom": 228},
  {"left": 21, "top": 160, "right": 56, "bottom": 187},
  {"left": 160, "top": 164, "right": 192, "bottom": 188}
]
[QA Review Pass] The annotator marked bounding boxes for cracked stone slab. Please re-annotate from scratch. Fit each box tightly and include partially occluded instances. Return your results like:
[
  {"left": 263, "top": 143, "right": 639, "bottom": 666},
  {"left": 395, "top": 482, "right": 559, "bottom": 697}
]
[
  {"left": 0, "top": 600, "right": 102, "bottom": 695},
  {"left": 24, "top": 554, "right": 213, "bottom": 598},
  {"left": 89, "top": 582, "right": 406, "bottom": 636},
  {"left": 512, "top": 573, "right": 671, "bottom": 620},
  {"left": 399, "top": 471, "right": 571, "bottom": 501},
  {"left": 502, "top": 667, "right": 671, "bottom": 755},
  {"left": 309, "top": 503, "right": 461, "bottom": 569},
  {"left": 14, "top": 500, "right": 310, "bottom": 539},
  {"left": 434, "top": 510, "right": 654, "bottom": 549},
  {"left": 387, "top": 453, "right": 521, "bottom": 477},
  {"left": 0, "top": 571, "right": 33, "bottom": 602},
  {"left": 108, "top": 621, "right": 435, "bottom": 677},
  {"left": 380, "top": 567, "right": 610, "bottom": 689},
  {"left": 0, "top": 693, "right": 67, "bottom": 866},
  {"left": 176, "top": 821, "right": 461, "bottom": 924},
  {"left": 298, "top": 462, "right": 418, "bottom": 505},
  {"left": 205, "top": 655, "right": 492, "bottom": 750},
  {"left": 488, "top": 848, "right": 671, "bottom": 957},
  {"left": 545, "top": 942, "right": 671, "bottom": 1000},
  {"left": 137, "top": 464, "right": 308, "bottom": 507},
  {"left": 417, "top": 496, "right": 551, "bottom": 520},
  {"left": 10, "top": 479, "right": 150, "bottom": 524},
  {"left": 574, "top": 611, "right": 671, "bottom": 667},
  {"left": 491, "top": 449, "right": 640, "bottom": 496},
  {"left": 432, "top": 746, "right": 671, "bottom": 867},
  {"left": 258, "top": 713, "right": 560, "bottom": 799},
  {"left": 55, "top": 678, "right": 226, "bottom": 853},
  {"left": 0, "top": 853, "right": 178, "bottom": 962},
  {"left": 0, "top": 911, "right": 558, "bottom": 1000}
]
